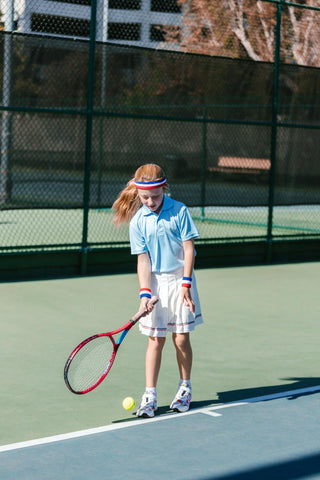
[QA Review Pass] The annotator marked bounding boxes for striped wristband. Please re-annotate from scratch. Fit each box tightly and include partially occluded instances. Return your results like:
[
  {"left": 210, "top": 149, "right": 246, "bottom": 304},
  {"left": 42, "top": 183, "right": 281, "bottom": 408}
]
[
  {"left": 182, "top": 276, "right": 192, "bottom": 288},
  {"left": 140, "top": 288, "right": 152, "bottom": 299}
]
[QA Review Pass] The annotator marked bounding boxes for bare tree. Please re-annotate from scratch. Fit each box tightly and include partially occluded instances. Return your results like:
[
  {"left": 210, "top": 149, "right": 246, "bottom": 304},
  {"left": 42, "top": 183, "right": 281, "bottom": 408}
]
[{"left": 165, "top": 0, "right": 320, "bottom": 67}]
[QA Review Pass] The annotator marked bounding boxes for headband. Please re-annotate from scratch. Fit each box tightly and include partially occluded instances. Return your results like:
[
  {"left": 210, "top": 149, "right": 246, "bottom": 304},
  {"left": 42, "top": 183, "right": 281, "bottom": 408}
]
[{"left": 134, "top": 177, "right": 167, "bottom": 190}]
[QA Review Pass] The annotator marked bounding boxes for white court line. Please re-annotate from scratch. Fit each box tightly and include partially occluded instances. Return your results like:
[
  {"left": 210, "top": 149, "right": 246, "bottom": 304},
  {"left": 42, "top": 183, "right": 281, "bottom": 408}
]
[
  {"left": 0, "top": 385, "right": 319, "bottom": 454},
  {"left": 201, "top": 411, "right": 222, "bottom": 417}
]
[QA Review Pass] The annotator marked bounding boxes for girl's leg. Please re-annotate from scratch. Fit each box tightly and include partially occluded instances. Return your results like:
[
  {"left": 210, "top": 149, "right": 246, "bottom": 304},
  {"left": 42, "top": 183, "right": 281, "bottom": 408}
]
[
  {"left": 145, "top": 336, "right": 166, "bottom": 388},
  {"left": 172, "top": 332, "right": 193, "bottom": 381},
  {"left": 170, "top": 333, "right": 193, "bottom": 412},
  {"left": 137, "top": 336, "right": 166, "bottom": 418}
]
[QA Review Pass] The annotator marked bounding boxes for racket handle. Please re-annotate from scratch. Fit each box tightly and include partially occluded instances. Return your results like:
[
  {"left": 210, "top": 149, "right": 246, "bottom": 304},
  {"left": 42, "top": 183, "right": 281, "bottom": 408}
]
[
  {"left": 131, "top": 296, "right": 159, "bottom": 324},
  {"left": 149, "top": 296, "right": 159, "bottom": 306}
]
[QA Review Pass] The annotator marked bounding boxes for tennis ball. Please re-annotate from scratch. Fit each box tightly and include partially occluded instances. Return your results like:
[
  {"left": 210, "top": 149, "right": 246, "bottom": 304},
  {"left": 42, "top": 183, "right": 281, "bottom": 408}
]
[{"left": 122, "top": 397, "right": 135, "bottom": 411}]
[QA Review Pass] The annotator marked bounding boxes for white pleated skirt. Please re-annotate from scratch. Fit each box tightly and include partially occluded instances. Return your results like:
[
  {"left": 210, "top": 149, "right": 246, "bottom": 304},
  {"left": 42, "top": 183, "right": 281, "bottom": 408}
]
[{"left": 139, "top": 268, "right": 203, "bottom": 337}]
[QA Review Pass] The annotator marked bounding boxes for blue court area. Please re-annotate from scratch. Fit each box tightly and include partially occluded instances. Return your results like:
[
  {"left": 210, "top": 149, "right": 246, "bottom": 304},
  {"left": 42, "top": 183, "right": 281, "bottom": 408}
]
[{"left": 1, "top": 387, "right": 320, "bottom": 480}]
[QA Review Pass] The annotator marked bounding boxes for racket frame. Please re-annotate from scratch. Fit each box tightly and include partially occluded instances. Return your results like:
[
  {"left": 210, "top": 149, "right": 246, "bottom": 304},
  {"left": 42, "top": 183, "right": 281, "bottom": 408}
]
[{"left": 64, "top": 297, "right": 158, "bottom": 394}]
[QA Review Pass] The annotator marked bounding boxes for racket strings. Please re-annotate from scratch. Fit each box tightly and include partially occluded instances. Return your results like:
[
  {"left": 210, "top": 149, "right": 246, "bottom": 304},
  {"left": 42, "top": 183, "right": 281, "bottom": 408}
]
[{"left": 66, "top": 336, "right": 114, "bottom": 392}]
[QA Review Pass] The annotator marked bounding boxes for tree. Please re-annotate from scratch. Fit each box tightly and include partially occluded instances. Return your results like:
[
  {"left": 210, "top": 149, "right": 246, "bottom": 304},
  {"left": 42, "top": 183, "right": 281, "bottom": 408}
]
[{"left": 164, "top": 0, "right": 320, "bottom": 67}]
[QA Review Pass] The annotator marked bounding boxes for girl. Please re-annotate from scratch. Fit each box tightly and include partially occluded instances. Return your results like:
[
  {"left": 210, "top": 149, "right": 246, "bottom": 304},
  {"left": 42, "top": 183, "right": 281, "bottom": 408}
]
[{"left": 112, "top": 164, "right": 203, "bottom": 418}]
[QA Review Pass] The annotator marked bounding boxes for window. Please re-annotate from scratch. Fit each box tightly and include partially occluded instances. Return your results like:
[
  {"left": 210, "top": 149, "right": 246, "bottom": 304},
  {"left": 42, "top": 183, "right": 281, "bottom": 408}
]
[
  {"left": 150, "top": 24, "right": 165, "bottom": 42},
  {"left": 151, "top": 0, "right": 181, "bottom": 13},
  {"left": 109, "top": 0, "right": 141, "bottom": 9},
  {"left": 31, "top": 14, "right": 90, "bottom": 37},
  {"left": 108, "top": 22, "right": 141, "bottom": 41},
  {"left": 47, "top": 0, "right": 91, "bottom": 5}
]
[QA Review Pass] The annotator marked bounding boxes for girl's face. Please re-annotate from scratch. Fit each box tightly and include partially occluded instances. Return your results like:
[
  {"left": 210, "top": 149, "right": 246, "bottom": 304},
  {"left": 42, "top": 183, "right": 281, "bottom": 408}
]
[{"left": 137, "top": 187, "right": 164, "bottom": 214}]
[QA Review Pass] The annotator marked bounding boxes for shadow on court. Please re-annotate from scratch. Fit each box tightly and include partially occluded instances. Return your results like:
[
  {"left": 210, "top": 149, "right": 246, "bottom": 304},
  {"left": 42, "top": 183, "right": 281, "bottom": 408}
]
[
  {"left": 217, "top": 376, "right": 320, "bottom": 403},
  {"left": 112, "top": 400, "right": 218, "bottom": 424},
  {"left": 199, "top": 451, "right": 320, "bottom": 480},
  {"left": 111, "top": 377, "right": 320, "bottom": 425}
]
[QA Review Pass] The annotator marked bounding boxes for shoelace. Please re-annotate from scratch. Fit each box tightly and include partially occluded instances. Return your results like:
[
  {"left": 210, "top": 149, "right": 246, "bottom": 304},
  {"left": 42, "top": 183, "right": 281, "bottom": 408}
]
[
  {"left": 175, "top": 387, "right": 191, "bottom": 404},
  {"left": 141, "top": 395, "right": 156, "bottom": 407}
]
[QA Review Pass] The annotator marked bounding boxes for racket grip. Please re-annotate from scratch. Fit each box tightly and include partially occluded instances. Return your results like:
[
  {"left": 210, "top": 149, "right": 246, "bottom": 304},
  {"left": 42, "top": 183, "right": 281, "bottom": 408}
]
[
  {"left": 150, "top": 296, "right": 159, "bottom": 306},
  {"left": 131, "top": 296, "right": 159, "bottom": 323}
]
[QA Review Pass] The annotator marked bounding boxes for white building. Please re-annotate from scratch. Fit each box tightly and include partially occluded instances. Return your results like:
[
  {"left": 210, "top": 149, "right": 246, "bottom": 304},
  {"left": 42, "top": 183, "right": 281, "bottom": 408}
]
[{"left": 11, "top": 0, "right": 182, "bottom": 48}]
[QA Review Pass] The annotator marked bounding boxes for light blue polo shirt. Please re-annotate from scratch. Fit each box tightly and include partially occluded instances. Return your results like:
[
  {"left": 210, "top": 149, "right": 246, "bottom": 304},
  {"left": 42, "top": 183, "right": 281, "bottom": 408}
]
[{"left": 130, "top": 195, "right": 199, "bottom": 273}]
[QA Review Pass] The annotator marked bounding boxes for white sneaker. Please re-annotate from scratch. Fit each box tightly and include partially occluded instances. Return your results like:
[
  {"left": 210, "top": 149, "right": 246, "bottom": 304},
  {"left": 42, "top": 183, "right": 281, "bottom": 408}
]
[
  {"left": 136, "top": 393, "right": 158, "bottom": 418},
  {"left": 170, "top": 385, "right": 192, "bottom": 413}
]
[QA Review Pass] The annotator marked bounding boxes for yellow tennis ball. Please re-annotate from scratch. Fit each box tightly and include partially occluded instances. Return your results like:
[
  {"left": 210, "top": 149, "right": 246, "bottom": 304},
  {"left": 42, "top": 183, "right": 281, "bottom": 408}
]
[{"left": 122, "top": 397, "right": 135, "bottom": 411}]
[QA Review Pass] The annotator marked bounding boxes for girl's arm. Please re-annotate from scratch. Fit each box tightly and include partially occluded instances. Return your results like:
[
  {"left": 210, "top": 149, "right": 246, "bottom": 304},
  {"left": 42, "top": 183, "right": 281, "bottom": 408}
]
[
  {"left": 182, "top": 239, "right": 196, "bottom": 313},
  {"left": 137, "top": 252, "right": 154, "bottom": 313}
]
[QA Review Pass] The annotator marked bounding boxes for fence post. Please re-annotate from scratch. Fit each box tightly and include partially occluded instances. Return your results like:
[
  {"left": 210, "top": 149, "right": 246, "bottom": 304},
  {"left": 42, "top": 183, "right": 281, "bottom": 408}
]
[
  {"left": 267, "top": 0, "right": 282, "bottom": 262},
  {"left": 96, "top": 0, "right": 109, "bottom": 207},
  {"left": 81, "top": 0, "right": 98, "bottom": 275},
  {"left": 200, "top": 106, "right": 207, "bottom": 219},
  {"left": 0, "top": 1, "right": 14, "bottom": 205}
]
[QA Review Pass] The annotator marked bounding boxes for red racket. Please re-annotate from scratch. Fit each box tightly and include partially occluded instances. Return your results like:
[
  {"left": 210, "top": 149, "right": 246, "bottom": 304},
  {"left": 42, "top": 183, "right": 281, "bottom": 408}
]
[{"left": 64, "top": 297, "right": 158, "bottom": 394}]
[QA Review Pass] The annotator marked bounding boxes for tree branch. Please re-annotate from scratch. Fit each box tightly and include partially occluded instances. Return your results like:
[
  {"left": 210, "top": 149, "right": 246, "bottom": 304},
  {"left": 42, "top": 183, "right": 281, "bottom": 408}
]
[{"left": 230, "top": 0, "right": 262, "bottom": 61}]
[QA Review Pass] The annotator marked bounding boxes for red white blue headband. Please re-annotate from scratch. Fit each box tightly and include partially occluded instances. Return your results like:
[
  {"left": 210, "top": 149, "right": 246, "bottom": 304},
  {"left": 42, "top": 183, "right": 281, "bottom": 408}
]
[{"left": 134, "top": 177, "right": 167, "bottom": 190}]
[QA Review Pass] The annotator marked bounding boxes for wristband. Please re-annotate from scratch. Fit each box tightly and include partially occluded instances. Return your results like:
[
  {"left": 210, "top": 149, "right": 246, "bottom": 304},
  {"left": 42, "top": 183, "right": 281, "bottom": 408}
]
[
  {"left": 182, "top": 276, "right": 192, "bottom": 288},
  {"left": 140, "top": 288, "right": 152, "bottom": 299}
]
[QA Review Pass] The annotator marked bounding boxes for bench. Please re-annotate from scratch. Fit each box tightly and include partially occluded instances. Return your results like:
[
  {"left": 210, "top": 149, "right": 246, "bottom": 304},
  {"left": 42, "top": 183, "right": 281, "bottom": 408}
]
[{"left": 209, "top": 156, "right": 271, "bottom": 175}]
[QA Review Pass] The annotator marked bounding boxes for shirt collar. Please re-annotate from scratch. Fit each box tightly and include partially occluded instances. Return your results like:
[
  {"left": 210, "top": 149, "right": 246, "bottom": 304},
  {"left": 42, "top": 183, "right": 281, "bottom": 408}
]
[{"left": 141, "top": 194, "right": 173, "bottom": 216}]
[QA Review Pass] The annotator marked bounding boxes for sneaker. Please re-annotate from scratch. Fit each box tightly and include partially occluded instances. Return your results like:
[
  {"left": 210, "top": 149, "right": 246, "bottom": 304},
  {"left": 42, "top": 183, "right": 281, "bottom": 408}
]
[
  {"left": 136, "top": 393, "right": 158, "bottom": 418},
  {"left": 170, "top": 385, "right": 192, "bottom": 413}
]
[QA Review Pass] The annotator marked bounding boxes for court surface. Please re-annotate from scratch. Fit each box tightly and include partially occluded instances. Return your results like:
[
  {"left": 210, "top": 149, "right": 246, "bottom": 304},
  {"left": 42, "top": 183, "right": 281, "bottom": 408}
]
[
  {"left": 0, "top": 262, "right": 319, "bottom": 478},
  {"left": 1, "top": 387, "right": 320, "bottom": 480}
]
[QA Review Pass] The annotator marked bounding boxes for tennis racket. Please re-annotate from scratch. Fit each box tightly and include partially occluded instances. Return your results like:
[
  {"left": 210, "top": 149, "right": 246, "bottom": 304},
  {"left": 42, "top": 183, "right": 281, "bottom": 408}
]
[{"left": 64, "top": 296, "right": 158, "bottom": 394}]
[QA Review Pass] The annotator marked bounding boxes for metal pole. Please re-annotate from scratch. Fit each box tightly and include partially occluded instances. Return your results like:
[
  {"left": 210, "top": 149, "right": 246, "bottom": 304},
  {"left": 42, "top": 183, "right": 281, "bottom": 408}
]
[
  {"left": 0, "top": 0, "right": 14, "bottom": 205},
  {"left": 200, "top": 106, "right": 207, "bottom": 220},
  {"left": 81, "top": 0, "right": 98, "bottom": 274},
  {"left": 97, "top": 0, "right": 108, "bottom": 207},
  {"left": 267, "top": 0, "right": 282, "bottom": 262}
]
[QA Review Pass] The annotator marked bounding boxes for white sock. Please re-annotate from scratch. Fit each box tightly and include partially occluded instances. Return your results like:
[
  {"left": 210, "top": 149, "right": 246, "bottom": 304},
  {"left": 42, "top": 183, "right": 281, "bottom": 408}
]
[
  {"left": 179, "top": 379, "right": 191, "bottom": 389},
  {"left": 146, "top": 387, "right": 157, "bottom": 397}
]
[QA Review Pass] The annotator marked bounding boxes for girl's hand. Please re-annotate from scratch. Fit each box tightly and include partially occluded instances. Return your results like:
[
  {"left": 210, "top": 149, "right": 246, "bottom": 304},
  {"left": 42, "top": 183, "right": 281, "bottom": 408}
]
[
  {"left": 139, "top": 297, "right": 155, "bottom": 314},
  {"left": 181, "top": 287, "right": 195, "bottom": 313}
]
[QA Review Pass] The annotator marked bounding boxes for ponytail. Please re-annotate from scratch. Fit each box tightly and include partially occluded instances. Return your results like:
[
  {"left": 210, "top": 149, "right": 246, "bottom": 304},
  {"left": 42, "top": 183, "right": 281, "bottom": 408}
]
[{"left": 112, "top": 178, "right": 141, "bottom": 226}]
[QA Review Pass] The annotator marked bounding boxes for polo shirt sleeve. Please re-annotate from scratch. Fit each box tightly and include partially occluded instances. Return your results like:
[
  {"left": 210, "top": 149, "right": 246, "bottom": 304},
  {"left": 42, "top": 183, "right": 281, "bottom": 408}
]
[
  {"left": 129, "top": 217, "right": 148, "bottom": 255},
  {"left": 179, "top": 206, "right": 200, "bottom": 241}
]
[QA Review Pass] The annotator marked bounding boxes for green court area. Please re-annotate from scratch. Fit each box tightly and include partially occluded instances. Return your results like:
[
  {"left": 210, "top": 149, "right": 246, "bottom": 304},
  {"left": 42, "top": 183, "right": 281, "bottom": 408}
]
[
  {"left": 0, "top": 262, "right": 319, "bottom": 447},
  {"left": 1, "top": 205, "right": 319, "bottom": 253}
]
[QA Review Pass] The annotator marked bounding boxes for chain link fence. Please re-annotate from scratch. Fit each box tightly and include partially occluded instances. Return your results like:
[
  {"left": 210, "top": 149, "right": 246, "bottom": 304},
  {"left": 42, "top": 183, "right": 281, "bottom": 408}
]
[{"left": 0, "top": 0, "right": 320, "bottom": 271}]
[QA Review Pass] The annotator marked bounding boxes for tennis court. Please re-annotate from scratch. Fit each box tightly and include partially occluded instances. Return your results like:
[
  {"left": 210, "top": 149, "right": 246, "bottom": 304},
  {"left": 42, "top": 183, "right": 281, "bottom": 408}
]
[
  {"left": 0, "top": 262, "right": 319, "bottom": 478},
  {"left": 1, "top": 388, "right": 320, "bottom": 480}
]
